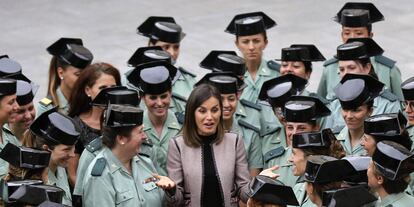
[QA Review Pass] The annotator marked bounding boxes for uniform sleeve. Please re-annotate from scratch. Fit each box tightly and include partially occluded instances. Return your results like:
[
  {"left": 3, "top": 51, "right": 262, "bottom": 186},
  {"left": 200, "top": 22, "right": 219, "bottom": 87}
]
[
  {"left": 82, "top": 175, "right": 115, "bottom": 207},
  {"left": 234, "top": 135, "right": 251, "bottom": 203},
  {"left": 390, "top": 65, "right": 404, "bottom": 101},
  {"left": 317, "top": 67, "right": 329, "bottom": 99},
  {"left": 247, "top": 132, "right": 264, "bottom": 169},
  {"left": 165, "top": 138, "right": 184, "bottom": 205}
]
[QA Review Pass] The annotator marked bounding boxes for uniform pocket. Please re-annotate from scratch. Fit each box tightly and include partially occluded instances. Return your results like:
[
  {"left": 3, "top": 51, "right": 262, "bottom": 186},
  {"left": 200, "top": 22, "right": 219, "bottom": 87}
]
[{"left": 115, "top": 190, "right": 134, "bottom": 205}]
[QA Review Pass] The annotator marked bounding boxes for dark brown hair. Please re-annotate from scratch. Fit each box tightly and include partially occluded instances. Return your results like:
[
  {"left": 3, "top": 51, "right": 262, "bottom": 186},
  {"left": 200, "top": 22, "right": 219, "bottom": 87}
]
[
  {"left": 236, "top": 32, "right": 268, "bottom": 42},
  {"left": 182, "top": 84, "right": 224, "bottom": 148},
  {"left": 68, "top": 62, "right": 121, "bottom": 117},
  {"left": 373, "top": 164, "right": 409, "bottom": 194},
  {"left": 47, "top": 56, "right": 71, "bottom": 106},
  {"left": 302, "top": 131, "right": 346, "bottom": 159},
  {"left": 312, "top": 181, "right": 342, "bottom": 201},
  {"left": 102, "top": 125, "right": 135, "bottom": 149}
]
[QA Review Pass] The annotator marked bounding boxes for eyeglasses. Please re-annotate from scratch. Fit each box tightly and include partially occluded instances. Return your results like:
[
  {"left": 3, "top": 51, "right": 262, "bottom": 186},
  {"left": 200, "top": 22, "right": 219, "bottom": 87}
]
[{"left": 403, "top": 101, "right": 414, "bottom": 111}]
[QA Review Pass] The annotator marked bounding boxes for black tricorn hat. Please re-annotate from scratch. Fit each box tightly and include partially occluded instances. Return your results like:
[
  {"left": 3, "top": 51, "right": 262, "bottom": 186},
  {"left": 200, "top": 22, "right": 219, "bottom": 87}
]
[
  {"left": 335, "top": 38, "right": 383, "bottom": 60},
  {"left": 195, "top": 72, "right": 241, "bottom": 94},
  {"left": 0, "top": 56, "right": 30, "bottom": 82},
  {"left": 91, "top": 86, "right": 140, "bottom": 108},
  {"left": 401, "top": 77, "right": 414, "bottom": 101},
  {"left": 105, "top": 104, "right": 144, "bottom": 128},
  {"left": 284, "top": 95, "right": 331, "bottom": 123},
  {"left": 0, "top": 143, "right": 50, "bottom": 169},
  {"left": 364, "top": 112, "right": 407, "bottom": 136},
  {"left": 258, "top": 74, "right": 307, "bottom": 108},
  {"left": 16, "top": 80, "right": 39, "bottom": 106},
  {"left": 30, "top": 108, "right": 80, "bottom": 146},
  {"left": 225, "top": 11, "right": 276, "bottom": 36},
  {"left": 127, "top": 46, "right": 172, "bottom": 67},
  {"left": 46, "top": 37, "right": 93, "bottom": 69},
  {"left": 0, "top": 78, "right": 17, "bottom": 96},
  {"left": 126, "top": 61, "right": 177, "bottom": 95},
  {"left": 305, "top": 155, "right": 352, "bottom": 183},
  {"left": 0, "top": 179, "right": 43, "bottom": 203},
  {"left": 322, "top": 185, "right": 377, "bottom": 207},
  {"left": 334, "top": 2, "right": 384, "bottom": 27},
  {"left": 334, "top": 73, "right": 383, "bottom": 110},
  {"left": 137, "top": 16, "right": 185, "bottom": 43},
  {"left": 373, "top": 140, "right": 414, "bottom": 180},
  {"left": 276, "top": 44, "right": 326, "bottom": 62},
  {"left": 9, "top": 184, "right": 64, "bottom": 205},
  {"left": 292, "top": 128, "right": 334, "bottom": 149},
  {"left": 247, "top": 175, "right": 299, "bottom": 206},
  {"left": 340, "top": 156, "right": 371, "bottom": 184},
  {"left": 199, "top": 50, "right": 246, "bottom": 76}
]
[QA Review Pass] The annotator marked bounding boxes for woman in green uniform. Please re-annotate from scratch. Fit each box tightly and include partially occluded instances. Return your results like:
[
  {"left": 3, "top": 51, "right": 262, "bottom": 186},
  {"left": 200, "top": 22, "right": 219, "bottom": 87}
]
[
  {"left": 318, "top": 2, "right": 403, "bottom": 101},
  {"left": 225, "top": 11, "right": 279, "bottom": 103},
  {"left": 37, "top": 37, "right": 93, "bottom": 115},
  {"left": 137, "top": 17, "right": 197, "bottom": 113},
  {"left": 287, "top": 129, "right": 345, "bottom": 206},
  {"left": 196, "top": 72, "right": 263, "bottom": 176},
  {"left": 334, "top": 73, "right": 382, "bottom": 156},
  {"left": 126, "top": 61, "right": 181, "bottom": 176},
  {"left": 265, "top": 95, "right": 331, "bottom": 187},
  {"left": 29, "top": 108, "right": 81, "bottom": 206},
  {"left": 368, "top": 141, "right": 414, "bottom": 206},
  {"left": 72, "top": 87, "right": 140, "bottom": 206},
  {"left": 82, "top": 104, "right": 175, "bottom": 207},
  {"left": 362, "top": 112, "right": 412, "bottom": 156},
  {"left": 0, "top": 78, "right": 19, "bottom": 179}
]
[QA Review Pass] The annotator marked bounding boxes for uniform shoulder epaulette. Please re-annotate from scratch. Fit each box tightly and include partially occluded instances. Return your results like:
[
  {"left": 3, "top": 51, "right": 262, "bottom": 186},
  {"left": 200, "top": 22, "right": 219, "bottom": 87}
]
[
  {"left": 238, "top": 119, "right": 260, "bottom": 133},
  {"left": 240, "top": 99, "right": 261, "bottom": 111},
  {"left": 308, "top": 93, "right": 330, "bottom": 105},
  {"left": 175, "top": 111, "right": 185, "bottom": 125},
  {"left": 267, "top": 60, "right": 280, "bottom": 72},
  {"left": 375, "top": 55, "right": 396, "bottom": 68},
  {"left": 91, "top": 158, "right": 106, "bottom": 176},
  {"left": 172, "top": 92, "right": 188, "bottom": 102},
  {"left": 260, "top": 124, "right": 281, "bottom": 137},
  {"left": 264, "top": 146, "right": 285, "bottom": 163},
  {"left": 85, "top": 137, "right": 103, "bottom": 153},
  {"left": 39, "top": 97, "right": 53, "bottom": 107},
  {"left": 178, "top": 66, "right": 197, "bottom": 77},
  {"left": 332, "top": 125, "right": 345, "bottom": 135},
  {"left": 323, "top": 58, "right": 338, "bottom": 67},
  {"left": 380, "top": 90, "right": 399, "bottom": 102}
]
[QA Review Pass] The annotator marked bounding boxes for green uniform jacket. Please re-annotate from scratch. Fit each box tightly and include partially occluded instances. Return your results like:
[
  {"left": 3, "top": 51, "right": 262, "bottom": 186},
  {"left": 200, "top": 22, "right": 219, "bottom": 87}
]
[
  {"left": 240, "top": 59, "right": 280, "bottom": 103},
  {"left": 336, "top": 127, "right": 367, "bottom": 156},
  {"left": 82, "top": 147, "right": 164, "bottom": 207},
  {"left": 231, "top": 100, "right": 263, "bottom": 169},
  {"left": 0, "top": 126, "right": 21, "bottom": 179},
  {"left": 144, "top": 110, "right": 181, "bottom": 176},
  {"left": 265, "top": 147, "right": 298, "bottom": 187},
  {"left": 48, "top": 167, "right": 72, "bottom": 206},
  {"left": 258, "top": 103, "right": 286, "bottom": 156},
  {"left": 317, "top": 56, "right": 403, "bottom": 101},
  {"left": 326, "top": 94, "right": 401, "bottom": 131},
  {"left": 170, "top": 67, "right": 197, "bottom": 113},
  {"left": 375, "top": 192, "right": 414, "bottom": 207},
  {"left": 36, "top": 87, "right": 69, "bottom": 117},
  {"left": 73, "top": 137, "right": 104, "bottom": 197}
]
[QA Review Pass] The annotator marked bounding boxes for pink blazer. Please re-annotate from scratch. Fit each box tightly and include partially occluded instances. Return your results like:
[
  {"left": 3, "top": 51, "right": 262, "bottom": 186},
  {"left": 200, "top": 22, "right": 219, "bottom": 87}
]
[{"left": 166, "top": 132, "right": 251, "bottom": 207}]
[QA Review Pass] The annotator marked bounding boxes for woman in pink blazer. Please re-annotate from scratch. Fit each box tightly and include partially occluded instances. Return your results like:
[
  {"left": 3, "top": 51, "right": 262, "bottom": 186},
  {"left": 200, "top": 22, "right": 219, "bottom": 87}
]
[{"left": 166, "top": 83, "right": 251, "bottom": 207}]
